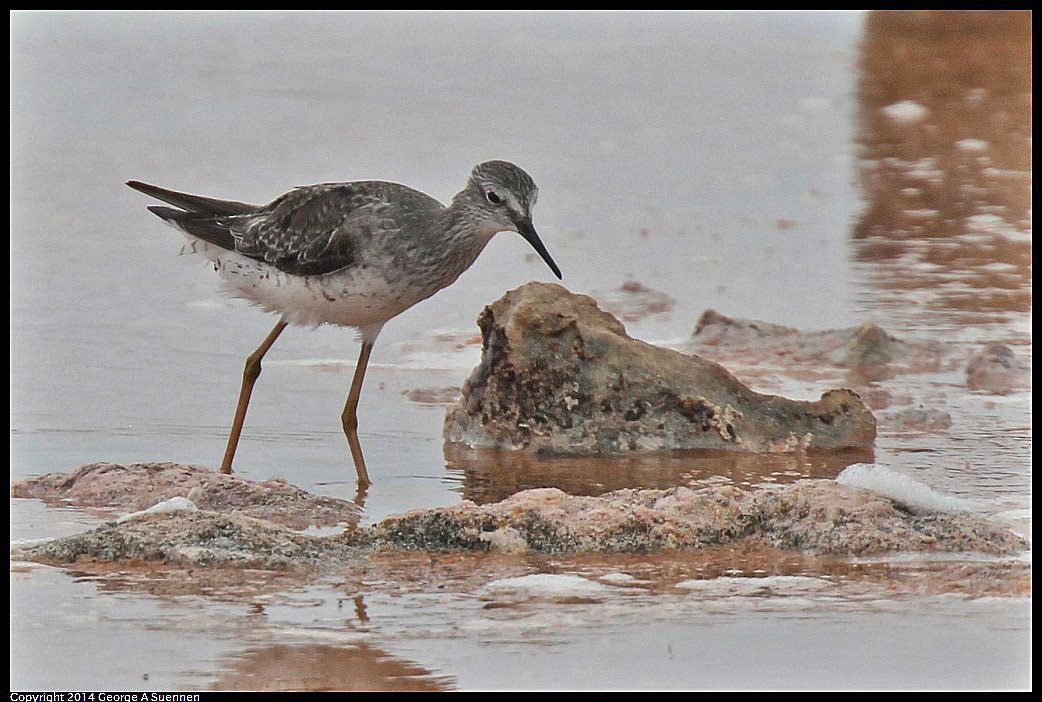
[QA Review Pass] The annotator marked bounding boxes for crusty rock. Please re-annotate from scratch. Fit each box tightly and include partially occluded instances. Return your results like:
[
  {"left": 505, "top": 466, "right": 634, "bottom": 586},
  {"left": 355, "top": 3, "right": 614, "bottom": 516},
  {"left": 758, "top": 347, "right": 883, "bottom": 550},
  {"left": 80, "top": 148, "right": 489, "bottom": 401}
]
[
  {"left": 13, "top": 457, "right": 1028, "bottom": 575},
  {"left": 444, "top": 283, "right": 876, "bottom": 454},
  {"left": 362, "top": 482, "right": 1025, "bottom": 557},
  {"left": 22, "top": 510, "right": 349, "bottom": 570},
  {"left": 16, "top": 476, "right": 1025, "bottom": 568},
  {"left": 10, "top": 462, "right": 360, "bottom": 529}
]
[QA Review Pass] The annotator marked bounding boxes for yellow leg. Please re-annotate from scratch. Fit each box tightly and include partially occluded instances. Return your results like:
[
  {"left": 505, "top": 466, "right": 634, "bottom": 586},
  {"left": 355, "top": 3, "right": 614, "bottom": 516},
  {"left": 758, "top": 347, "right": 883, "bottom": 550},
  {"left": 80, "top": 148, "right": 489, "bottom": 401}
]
[
  {"left": 220, "top": 320, "right": 288, "bottom": 474},
  {"left": 342, "top": 340, "right": 374, "bottom": 486}
]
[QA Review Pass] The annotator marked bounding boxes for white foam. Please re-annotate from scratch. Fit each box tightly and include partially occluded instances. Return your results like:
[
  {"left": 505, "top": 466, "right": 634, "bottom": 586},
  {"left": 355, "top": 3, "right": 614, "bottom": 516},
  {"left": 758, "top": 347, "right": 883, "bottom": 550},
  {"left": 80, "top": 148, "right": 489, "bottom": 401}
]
[
  {"left": 966, "top": 213, "right": 1010, "bottom": 232},
  {"left": 117, "top": 496, "right": 198, "bottom": 523},
  {"left": 481, "top": 573, "right": 614, "bottom": 598},
  {"left": 836, "top": 464, "right": 975, "bottom": 515},
  {"left": 881, "top": 100, "right": 928, "bottom": 124},
  {"left": 598, "top": 572, "right": 640, "bottom": 585},
  {"left": 998, "top": 229, "right": 1033, "bottom": 245},
  {"left": 978, "top": 262, "right": 1019, "bottom": 272},
  {"left": 990, "top": 508, "right": 1032, "bottom": 541},
  {"left": 955, "top": 138, "right": 989, "bottom": 153},
  {"left": 675, "top": 575, "right": 831, "bottom": 596}
]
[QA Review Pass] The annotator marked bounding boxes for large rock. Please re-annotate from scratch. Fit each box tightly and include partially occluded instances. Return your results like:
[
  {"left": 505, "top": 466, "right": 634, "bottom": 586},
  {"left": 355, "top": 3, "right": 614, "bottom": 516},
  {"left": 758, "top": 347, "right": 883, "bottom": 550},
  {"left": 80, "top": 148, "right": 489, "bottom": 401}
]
[{"left": 444, "top": 283, "right": 876, "bottom": 454}]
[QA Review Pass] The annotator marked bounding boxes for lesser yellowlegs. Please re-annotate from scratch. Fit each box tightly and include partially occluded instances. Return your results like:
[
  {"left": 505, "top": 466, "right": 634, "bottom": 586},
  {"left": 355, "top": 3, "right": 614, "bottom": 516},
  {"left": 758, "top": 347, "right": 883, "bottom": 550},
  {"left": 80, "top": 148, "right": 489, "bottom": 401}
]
[{"left": 128, "top": 161, "right": 561, "bottom": 485}]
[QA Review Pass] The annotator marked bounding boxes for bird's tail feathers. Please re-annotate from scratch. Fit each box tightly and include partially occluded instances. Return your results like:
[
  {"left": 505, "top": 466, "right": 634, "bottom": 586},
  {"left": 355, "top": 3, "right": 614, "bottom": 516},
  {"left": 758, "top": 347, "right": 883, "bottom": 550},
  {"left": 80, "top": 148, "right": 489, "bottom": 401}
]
[{"left": 127, "top": 180, "right": 257, "bottom": 216}]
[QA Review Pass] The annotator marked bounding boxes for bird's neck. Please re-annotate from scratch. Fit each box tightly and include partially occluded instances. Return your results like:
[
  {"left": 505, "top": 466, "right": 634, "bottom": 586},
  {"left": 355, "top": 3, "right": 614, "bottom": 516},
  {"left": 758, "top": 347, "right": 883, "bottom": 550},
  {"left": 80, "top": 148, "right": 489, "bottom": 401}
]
[
  {"left": 408, "top": 196, "right": 497, "bottom": 287},
  {"left": 445, "top": 192, "right": 500, "bottom": 244}
]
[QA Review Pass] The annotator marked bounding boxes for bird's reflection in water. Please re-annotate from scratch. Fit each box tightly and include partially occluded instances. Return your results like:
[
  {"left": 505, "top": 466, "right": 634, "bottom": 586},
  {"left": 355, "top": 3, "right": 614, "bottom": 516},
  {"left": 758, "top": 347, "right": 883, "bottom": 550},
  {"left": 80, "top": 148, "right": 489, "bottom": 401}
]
[{"left": 211, "top": 640, "right": 454, "bottom": 692}]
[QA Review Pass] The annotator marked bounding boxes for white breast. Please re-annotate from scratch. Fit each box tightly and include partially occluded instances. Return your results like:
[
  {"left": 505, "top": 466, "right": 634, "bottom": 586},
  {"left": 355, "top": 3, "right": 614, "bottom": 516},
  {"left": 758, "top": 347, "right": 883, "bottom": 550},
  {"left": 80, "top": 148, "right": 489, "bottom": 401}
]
[{"left": 181, "top": 238, "right": 420, "bottom": 332}]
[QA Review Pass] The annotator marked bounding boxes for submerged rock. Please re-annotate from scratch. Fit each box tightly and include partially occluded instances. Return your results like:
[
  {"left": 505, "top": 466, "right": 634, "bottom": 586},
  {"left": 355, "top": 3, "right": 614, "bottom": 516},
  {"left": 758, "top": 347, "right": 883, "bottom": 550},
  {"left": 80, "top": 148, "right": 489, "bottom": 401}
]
[
  {"left": 878, "top": 406, "right": 953, "bottom": 432},
  {"left": 10, "top": 462, "right": 360, "bottom": 529},
  {"left": 444, "top": 283, "right": 876, "bottom": 454},
  {"left": 690, "top": 309, "right": 945, "bottom": 380},
  {"left": 401, "top": 386, "right": 461, "bottom": 406},
  {"left": 592, "top": 280, "right": 676, "bottom": 322},
  {"left": 15, "top": 466, "right": 1024, "bottom": 568},
  {"left": 965, "top": 343, "right": 1031, "bottom": 395},
  {"left": 24, "top": 510, "right": 346, "bottom": 570}
]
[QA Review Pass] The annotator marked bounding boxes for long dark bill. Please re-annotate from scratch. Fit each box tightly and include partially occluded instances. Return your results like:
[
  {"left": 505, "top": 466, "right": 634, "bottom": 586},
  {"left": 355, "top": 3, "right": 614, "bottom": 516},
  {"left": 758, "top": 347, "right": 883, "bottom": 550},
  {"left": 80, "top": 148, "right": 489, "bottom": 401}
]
[{"left": 516, "top": 217, "right": 562, "bottom": 280}]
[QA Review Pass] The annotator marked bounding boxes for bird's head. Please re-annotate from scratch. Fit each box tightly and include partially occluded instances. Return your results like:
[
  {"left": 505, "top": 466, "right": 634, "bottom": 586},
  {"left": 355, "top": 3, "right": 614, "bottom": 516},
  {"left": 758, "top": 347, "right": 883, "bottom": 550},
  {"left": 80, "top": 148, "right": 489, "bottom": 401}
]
[{"left": 464, "top": 160, "right": 561, "bottom": 279}]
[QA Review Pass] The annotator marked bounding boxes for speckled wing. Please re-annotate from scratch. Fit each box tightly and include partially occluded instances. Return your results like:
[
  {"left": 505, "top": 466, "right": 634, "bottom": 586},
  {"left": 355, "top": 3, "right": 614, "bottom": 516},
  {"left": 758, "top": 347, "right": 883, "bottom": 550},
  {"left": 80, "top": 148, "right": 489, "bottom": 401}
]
[
  {"left": 229, "top": 183, "right": 396, "bottom": 276},
  {"left": 134, "top": 179, "right": 441, "bottom": 277}
]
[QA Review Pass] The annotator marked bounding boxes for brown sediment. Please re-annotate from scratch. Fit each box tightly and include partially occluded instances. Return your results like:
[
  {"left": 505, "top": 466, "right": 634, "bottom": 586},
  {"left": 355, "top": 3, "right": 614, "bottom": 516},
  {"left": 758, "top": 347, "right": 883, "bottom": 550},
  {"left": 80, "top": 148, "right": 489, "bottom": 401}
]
[{"left": 444, "top": 283, "right": 877, "bottom": 455}]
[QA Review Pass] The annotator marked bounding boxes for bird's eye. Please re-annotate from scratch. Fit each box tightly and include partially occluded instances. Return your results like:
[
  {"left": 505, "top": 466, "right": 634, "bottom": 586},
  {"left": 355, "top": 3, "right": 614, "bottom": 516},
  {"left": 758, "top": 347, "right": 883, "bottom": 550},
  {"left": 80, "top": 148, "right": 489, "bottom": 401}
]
[{"left": 485, "top": 190, "right": 502, "bottom": 205}]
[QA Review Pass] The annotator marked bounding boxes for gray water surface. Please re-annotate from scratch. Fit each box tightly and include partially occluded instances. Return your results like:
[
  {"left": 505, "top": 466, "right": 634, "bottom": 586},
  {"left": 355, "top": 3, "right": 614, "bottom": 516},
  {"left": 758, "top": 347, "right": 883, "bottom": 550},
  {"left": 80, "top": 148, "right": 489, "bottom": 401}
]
[{"left": 11, "top": 11, "right": 1031, "bottom": 691}]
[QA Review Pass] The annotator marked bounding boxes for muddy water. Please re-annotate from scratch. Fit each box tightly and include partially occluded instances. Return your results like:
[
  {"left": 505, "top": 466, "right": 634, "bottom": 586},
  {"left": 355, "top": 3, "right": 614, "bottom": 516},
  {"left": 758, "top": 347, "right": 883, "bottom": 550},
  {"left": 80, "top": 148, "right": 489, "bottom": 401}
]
[{"left": 10, "top": 11, "right": 1030, "bottom": 690}]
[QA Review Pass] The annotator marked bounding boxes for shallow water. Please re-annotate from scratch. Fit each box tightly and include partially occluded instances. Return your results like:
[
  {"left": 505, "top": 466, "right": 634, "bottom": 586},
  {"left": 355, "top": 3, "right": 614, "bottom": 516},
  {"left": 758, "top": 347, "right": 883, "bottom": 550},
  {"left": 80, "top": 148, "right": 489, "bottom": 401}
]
[{"left": 10, "top": 10, "right": 1031, "bottom": 690}]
